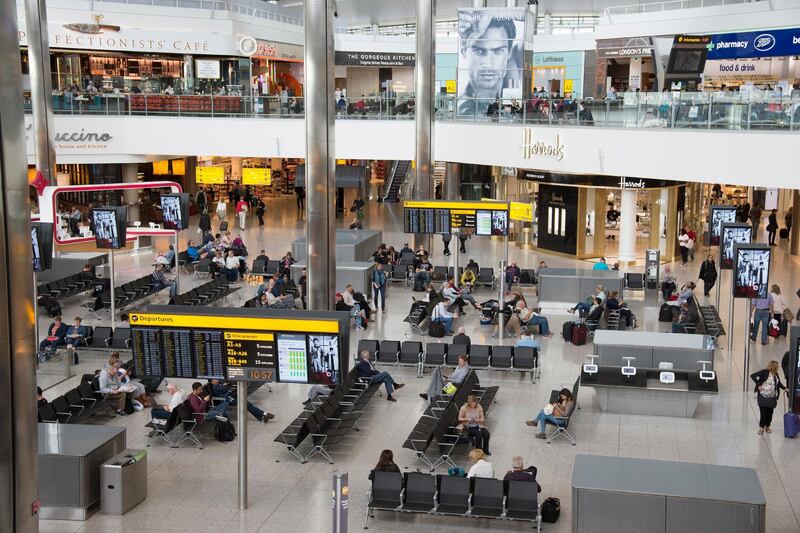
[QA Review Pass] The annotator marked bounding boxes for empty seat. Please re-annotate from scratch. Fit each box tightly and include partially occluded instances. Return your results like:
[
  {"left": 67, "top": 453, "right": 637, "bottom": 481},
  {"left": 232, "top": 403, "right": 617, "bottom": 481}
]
[
  {"left": 424, "top": 343, "right": 446, "bottom": 366},
  {"left": 505, "top": 479, "right": 540, "bottom": 521},
  {"left": 446, "top": 343, "right": 468, "bottom": 366},
  {"left": 469, "top": 345, "right": 491, "bottom": 368},
  {"left": 369, "top": 471, "right": 403, "bottom": 511},
  {"left": 471, "top": 478, "right": 505, "bottom": 518},
  {"left": 402, "top": 472, "right": 436, "bottom": 512},
  {"left": 377, "top": 340, "right": 400, "bottom": 364},
  {"left": 436, "top": 475, "right": 470, "bottom": 515},
  {"left": 110, "top": 327, "right": 131, "bottom": 349},
  {"left": 490, "top": 346, "right": 513, "bottom": 369},
  {"left": 399, "top": 341, "right": 423, "bottom": 366},
  {"left": 513, "top": 346, "right": 537, "bottom": 370}
]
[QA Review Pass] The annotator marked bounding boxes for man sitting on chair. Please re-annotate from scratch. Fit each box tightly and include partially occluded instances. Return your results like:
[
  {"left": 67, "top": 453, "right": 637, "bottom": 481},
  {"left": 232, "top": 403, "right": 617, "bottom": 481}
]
[{"left": 356, "top": 350, "right": 404, "bottom": 402}]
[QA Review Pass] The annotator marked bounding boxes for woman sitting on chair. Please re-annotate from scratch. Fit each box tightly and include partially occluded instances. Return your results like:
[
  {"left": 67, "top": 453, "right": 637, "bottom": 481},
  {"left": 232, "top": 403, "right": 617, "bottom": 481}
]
[{"left": 525, "top": 388, "right": 574, "bottom": 439}]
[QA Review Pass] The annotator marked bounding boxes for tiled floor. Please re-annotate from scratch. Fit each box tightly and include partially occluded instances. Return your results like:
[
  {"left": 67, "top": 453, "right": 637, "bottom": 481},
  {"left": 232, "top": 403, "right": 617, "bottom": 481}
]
[{"left": 38, "top": 196, "right": 800, "bottom": 532}]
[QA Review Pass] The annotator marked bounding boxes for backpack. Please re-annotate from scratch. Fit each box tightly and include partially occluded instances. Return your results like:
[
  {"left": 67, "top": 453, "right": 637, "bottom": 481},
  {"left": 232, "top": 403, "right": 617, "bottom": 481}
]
[
  {"left": 214, "top": 419, "right": 236, "bottom": 442},
  {"left": 540, "top": 497, "right": 561, "bottom": 523},
  {"left": 658, "top": 303, "right": 674, "bottom": 322},
  {"left": 519, "top": 271, "right": 530, "bottom": 284},
  {"left": 428, "top": 321, "right": 445, "bottom": 338}
]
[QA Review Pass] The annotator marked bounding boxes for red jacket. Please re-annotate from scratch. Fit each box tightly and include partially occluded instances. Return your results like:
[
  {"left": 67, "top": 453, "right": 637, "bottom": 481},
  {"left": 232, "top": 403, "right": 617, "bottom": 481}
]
[
  {"left": 187, "top": 393, "right": 208, "bottom": 423},
  {"left": 236, "top": 200, "right": 248, "bottom": 214}
]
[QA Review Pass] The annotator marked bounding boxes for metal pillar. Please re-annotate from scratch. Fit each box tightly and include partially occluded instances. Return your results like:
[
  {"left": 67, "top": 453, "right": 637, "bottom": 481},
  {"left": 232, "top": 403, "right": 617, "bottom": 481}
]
[
  {"left": 24, "top": 0, "right": 57, "bottom": 185},
  {"left": 743, "top": 299, "right": 752, "bottom": 392},
  {"left": 109, "top": 250, "right": 116, "bottom": 328},
  {"left": 237, "top": 382, "right": 248, "bottom": 510},
  {"left": 0, "top": 0, "right": 39, "bottom": 527},
  {"left": 618, "top": 188, "right": 637, "bottom": 263},
  {"left": 727, "top": 280, "right": 735, "bottom": 353},
  {"left": 473, "top": 0, "right": 487, "bottom": 6},
  {"left": 414, "top": 0, "right": 434, "bottom": 251},
  {"left": 791, "top": 190, "right": 799, "bottom": 256},
  {"left": 444, "top": 162, "right": 460, "bottom": 201},
  {"left": 174, "top": 231, "right": 180, "bottom": 293},
  {"left": 498, "top": 260, "right": 506, "bottom": 342},
  {"left": 304, "top": 0, "right": 337, "bottom": 311},
  {"left": 122, "top": 163, "right": 140, "bottom": 223}
]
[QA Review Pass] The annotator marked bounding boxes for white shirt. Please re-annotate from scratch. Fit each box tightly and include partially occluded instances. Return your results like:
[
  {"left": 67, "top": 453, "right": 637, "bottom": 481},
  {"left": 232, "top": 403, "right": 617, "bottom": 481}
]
[
  {"left": 342, "top": 291, "right": 356, "bottom": 307},
  {"left": 216, "top": 201, "right": 226, "bottom": 212},
  {"left": 770, "top": 292, "right": 786, "bottom": 312},
  {"left": 431, "top": 301, "right": 452, "bottom": 320},
  {"left": 678, "top": 234, "right": 689, "bottom": 247},
  {"left": 225, "top": 256, "right": 240, "bottom": 269},
  {"left": 168, "top": 389, "right": 186, "bottom": 411},
  {"left": 467, "top": 459, "right": 494, "bottom": 479}
]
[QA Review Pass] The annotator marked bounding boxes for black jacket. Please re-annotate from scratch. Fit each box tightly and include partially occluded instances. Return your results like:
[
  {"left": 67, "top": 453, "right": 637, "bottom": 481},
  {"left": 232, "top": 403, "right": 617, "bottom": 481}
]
[
  {"left": 699, "top": 260, "right": 717, "bottom": 283},
  {"left": 750, "top": 369, "right": 786, "bottom": 395}
]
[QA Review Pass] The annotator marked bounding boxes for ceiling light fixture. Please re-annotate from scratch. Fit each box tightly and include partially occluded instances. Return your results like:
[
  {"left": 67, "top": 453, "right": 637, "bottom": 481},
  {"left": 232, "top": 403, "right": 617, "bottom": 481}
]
[{"left": 267, "top": 0, "right": 279, "bottom": 5}]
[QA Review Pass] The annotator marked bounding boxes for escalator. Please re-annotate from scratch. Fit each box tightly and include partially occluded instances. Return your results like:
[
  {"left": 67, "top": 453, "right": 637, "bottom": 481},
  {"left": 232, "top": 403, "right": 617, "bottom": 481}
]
[{"left": 382, "top": 160, "right": 411, "bottom": 202}]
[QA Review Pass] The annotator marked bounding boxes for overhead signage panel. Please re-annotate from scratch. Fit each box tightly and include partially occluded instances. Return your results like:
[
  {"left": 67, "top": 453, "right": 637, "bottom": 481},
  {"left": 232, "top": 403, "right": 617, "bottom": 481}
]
[
  {"left": 403, "top": 200, "right": 509, "bottom": 236},
  {"left": 705, "top": 27, "right": 800, "bottom": 60}
]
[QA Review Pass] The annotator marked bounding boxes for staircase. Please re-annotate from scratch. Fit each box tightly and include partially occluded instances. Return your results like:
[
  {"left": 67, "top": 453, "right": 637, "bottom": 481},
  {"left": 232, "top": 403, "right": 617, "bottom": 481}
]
[{"left": 382, "top": 160, "right": 411, "bottom": 202}]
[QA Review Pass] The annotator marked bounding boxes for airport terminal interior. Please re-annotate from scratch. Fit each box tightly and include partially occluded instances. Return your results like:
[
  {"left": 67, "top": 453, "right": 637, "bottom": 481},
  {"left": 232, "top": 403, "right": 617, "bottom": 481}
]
[{"left": 4, "top": 0, "right": 800, "bottom": 532}]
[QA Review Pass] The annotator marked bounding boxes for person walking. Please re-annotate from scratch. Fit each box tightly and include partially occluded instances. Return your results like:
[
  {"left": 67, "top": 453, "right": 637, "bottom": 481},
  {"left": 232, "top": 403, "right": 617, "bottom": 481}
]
[
  {"left": 256, "top": 199, "right": 266, "bottom": 226},
  {"left": 350, "top": 194, "right": 365, "bottom": 224},
  {"left": 215, "top": 198, "right": 227, "bottom": 223},
  {"left": 698, "top": 254, "right": 718, "bottom": 297},
  {"left": 749, "top": 203, "right": 763, "bottom": 237},
  {"left": 678, "top": 229, "right": 689, "bottom": 265},
  {"left": 199, "top": 209, "right": 211, "bottom": 234},
  {"left": 196, "top": 187, "right": 207, "bottom": 213},
  {"left": 295, "top": 186, "right": 305, "bottom": 211},
  {"left": 767, "top": 209, "right": 778, "bottom": 246},
  {"left": 769, "top": 285, "right": 788, "bottom": 326},
  {"left": 750, "top": 361, "right": 786, "bottom": 435},
  {"left": 371, "top": 263, "right": 387, "bottom": 313},
  {"left": 235, "top": 197, "right": 249, "bottom": 230},
  {"left": 750, "top": 295, "right": 773, "bottom": 345},
  {"left": 458, "top": 233, "right": 468, "bottom": 254}
]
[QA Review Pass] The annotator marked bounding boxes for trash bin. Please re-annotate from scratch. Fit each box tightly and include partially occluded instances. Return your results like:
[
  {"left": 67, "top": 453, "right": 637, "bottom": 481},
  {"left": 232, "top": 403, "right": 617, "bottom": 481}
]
[{"left": 100, "top": 449, "right": 147, "bottom": 515}]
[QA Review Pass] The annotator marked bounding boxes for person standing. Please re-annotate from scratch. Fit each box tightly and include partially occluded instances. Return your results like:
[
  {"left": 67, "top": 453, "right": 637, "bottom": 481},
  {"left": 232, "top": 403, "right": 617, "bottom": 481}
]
[
  {"left": 458, "top": 395, "right": 491, "bottom": 456},
  {"left": 295, "top": 186, "right": 305, "bottom": 211},
  {"left": 698, "top": 255, "right": 718, "bottom": 297},
  {"left": 750, "top": 361, "right": 786, "bottom": 435},
  {"left": 235, "top": 197, "right": 249, "bottom": 230},
  {"left": 442, "top": 233, "right": 452, "bottom": 256},
  {"left": 350, "top": 194, "right": 365, "bottom": 224},
  {"left": 750, "top": 295, "right": 773, "bottom": 345},
  {"left": 256, "top": 199, "right": 266, "bottom": 226},
  {"left": 371, "top": 263, "right": 387, "bottom": 313},
  {"left": 767, "top": 209, "right": 779, "bottom": 246},
  {"left": 196, "top": 187, "right": 207, "bottom": 213},
  {"left": 769, "top": 285, "right": 788, "bottom": 325},
  {"left": 749, "top": 203, "right": 763, "bottom": 236},
  {"left": 678, "top": 229, "right": 689, "bottom": 265},
  {"left": 458, "top": 233, "right": 468, "bottom": 254},
  {"left": 784, "top": 206, "right": 793, "bottom": 234},
  {"left": 199, "top": 209, "right": 211, "bottom": 234},
  {"left": 215, "top": 198, "right": 227, "bottom": 223}
]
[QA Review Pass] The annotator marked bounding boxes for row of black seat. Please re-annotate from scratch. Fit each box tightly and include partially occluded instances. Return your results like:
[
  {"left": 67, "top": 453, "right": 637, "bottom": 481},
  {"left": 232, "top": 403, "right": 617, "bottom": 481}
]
[
  {"left": 357, "top": 339, "right": 540, "bottom": 376},
  {"left": 38, "top": 272, "right": 96, "bottom": 301},
  {"left": 365, "top": 472, "right": 541, "bottom": 531},
  {"left": 169, "top": 277, "right": 238, "bottom": 306},
  {"left": 39, "top": 374, "right": 123, "bottom": 423},
  {"left": 39, "top": 326, "right": 131, "bottom": 355},
  {"left": 694, "top": 296, "right": 725, "bottom": 338},
  {"left": 83, "top": 274, "right": 166, "bottom": 317},
  {"left": 403, "top": 370, "right": 498, "bottom": 471},
  {"left": 274, "top": 367, "right": 379, "bottom": 463}
]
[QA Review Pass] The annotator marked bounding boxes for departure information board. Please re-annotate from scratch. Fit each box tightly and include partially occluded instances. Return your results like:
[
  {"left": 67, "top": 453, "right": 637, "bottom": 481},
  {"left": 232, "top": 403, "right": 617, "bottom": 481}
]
[
  {"left": 129, "top": 307, "right": 350, "bottom": 384},
  {"left": 403, "top": 200, "right": 509, "bottom": 236}
]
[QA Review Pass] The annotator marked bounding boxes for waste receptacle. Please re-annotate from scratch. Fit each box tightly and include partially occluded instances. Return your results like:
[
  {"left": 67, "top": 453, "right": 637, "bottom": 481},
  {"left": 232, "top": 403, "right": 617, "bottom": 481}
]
[{"left": 100, "top": 449, "right": 147, "bottom": 515}]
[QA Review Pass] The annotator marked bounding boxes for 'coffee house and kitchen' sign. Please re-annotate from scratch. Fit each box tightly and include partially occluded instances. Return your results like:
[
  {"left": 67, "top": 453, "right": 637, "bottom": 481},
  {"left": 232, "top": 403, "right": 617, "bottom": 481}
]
[{"left": 334, "top": 51, "right": 415, "bottom": 67}]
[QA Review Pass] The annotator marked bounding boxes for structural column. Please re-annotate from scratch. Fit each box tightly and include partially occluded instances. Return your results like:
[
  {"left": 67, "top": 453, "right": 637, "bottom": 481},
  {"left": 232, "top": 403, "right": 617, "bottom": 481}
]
[
  {"left": 0, "top": 0, "right": 39, "bottom": 529},
  {"left": 415, "top": 0, "right": 435, "bottom": 249},
  {"left": 791, "top": 189, "right": 800, "bottom": 256},
  {"left": 618, "top": 188, "right": 637, "bottom": 263},
  {"left": 473, "top": 0, "right": 487, "bottom": 7},
  {"left": 183, "top": 55, "right": 195, "bottom": 94},
  {"left": 304, "top": 0, "right": 336, "bottom": 311},
  {"left": 24, "top": 0, "right": 57, "bottom": 185},
  {"left": 122, "top": 164, "right": 140, "bottom": 223},
  {"left": 444, "top": 162, "right": 460, "bottom": 201}
]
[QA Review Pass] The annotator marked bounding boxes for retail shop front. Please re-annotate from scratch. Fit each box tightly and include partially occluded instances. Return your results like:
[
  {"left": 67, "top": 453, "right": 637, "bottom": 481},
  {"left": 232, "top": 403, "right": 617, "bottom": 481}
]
[
  {"left": 532, "top": 51, "right": 584, "bottom": 98},
  {"left": 594, "top": 37, "right": 657, "bottom": 96},
  {"left": 334, "top": 51, "right": 416, "bottom": 114},
  {"left": 250, "top": 39, "right": 304, "bottom": 98},
  {"left": 515, "top": 170, "right": 687, "bottom": 261}
]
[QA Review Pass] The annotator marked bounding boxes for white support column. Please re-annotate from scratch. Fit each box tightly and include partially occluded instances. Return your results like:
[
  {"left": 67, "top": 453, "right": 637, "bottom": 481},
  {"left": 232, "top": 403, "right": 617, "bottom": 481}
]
[
  {"left": 618, "top": 188, "right": 637, "bottom": 263},
  {"left": 122, "top": 163, "right": 140, "bottom": 223}
]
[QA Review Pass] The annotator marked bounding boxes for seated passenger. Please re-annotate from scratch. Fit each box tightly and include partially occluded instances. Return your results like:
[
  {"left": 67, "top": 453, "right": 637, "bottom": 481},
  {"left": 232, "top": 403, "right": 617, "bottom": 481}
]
[
  {"left": 460, "top": 268, "right": 477, "bottom": 288},
  {"left": 446, "top": 355, "right": 470, "bottom": 385},
  {"left": 255, "top": 249, "right": 269, "bottom": 263},
  {"left": 98, "top": 363, "right": 136, "bottom": 416},
  {"left": 185, "top": 240, "right": 201, "bottom": 262},
  {"left": 368, "top": 449, "right": 401, "bottom": 481},
  {"left": 431, "top": 300, "right": 455, "bottom": 334},
  {"left": 505, "top": 261, "right": 521, "bottom": 287},
  {"left": 342, "top": 285, "right": 371, "bottom": 320},
  {"left": 150, "top": 382, "right": 186, "bottom": 422},
  {"left": 678, "top": 281, "right": 696, "bottom": 303},
  {"left": 459, "top": 395, "right": 491, "bottom": 455},
  {"left": 660, "top": 266, "right": 677, "bottom": 300},
  {"left": 64, "top": 317, "right": 87, "bottom": 361},
  {"left": 187, "top": 381, "right": 230, "bottom": 423},
  {"left": 264, "top": 279, "right": 295, "bottom": 309},
  {"left": 349, "top": 217, "right": 363, "bottom": 230},
  {"left": 221, "top": 250, "right": 242, "bottom": 281},
  {"left": 593, "top": 257, "right": 611, "bottom": 270},
  {"left": 503, "top": 456, "right": 542, "bottom": 492},
  {"left": 442, "top": 277, "right": 467, "bottom": 314},
  {"left": 585, "top": 298, "right": 605, "bottom": 327},
  {"left": 515, "top": 331, "right": 540, "bottom": 351},
  {"left": 355, "top": 350, "right": 404, "bottom": 401},
  {"left": 152, "top": 263, "right": 177, "bottom": 297},
  {"left": 38, "top": 315, "right": 67, "bottom": 356},
  {"left": 516, "top": 302, "right": 553, "bottom": 337},
  {"left": 525, "top": 388, "right": 575, "bottom": 439},
  {"left": 210, "top": 250, "right": 225, "bottom": 278},
  {"left": 466, "top": 258, "right": 479, "bottom": 273},
  {"left": 413, "top": 255, "right": 433, "bottom": 291},
  {"left": 569, "top": 285, "right": 606, "bottom": 315},
  {"left": 672, "top": 300, "right": 698, "bottom": 333},
  {"left": 466, "top": 449, "right": 494, "bottom": 478},
  {"left": 452, "top": 326, "right": 471, "bottom": 348},
  {"left": 606, "top": 291, "right": 634, "bottom": 328},
  {"left": 79, "top": 263, "right": 96, "bottom": 282},
  {"left": 208, "top": 379, "right": 275, "bottom": 423}
]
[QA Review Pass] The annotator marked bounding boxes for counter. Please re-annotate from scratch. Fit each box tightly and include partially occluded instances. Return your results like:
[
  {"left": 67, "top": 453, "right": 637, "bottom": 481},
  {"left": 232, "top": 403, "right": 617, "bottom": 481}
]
[
  {"left": 291, "top": 229, "right": 382, "bottom": 262},
  {"left": 290, "top": 261, "right": 376, "bottom": 295},
  {"left": 538, "top": 268, "right": 624, "bottom": 307},
  {"left": 592, "top": 330, "right": 715, "bottom": 371}
]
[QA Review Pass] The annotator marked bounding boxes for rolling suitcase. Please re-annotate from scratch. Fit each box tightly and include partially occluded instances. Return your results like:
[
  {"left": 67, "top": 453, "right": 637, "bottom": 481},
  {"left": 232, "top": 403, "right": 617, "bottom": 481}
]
[
  {"left": 562, "top": 321, "right": 574, "bottom": 343},
  {"left": 780, "top": 228, "right": 789, "bottom": 240},
  {"left": 784, "top": 412, "right": 799, "bottom": 438},
  {"left": 220, "top": 221, "right": 229, "bottom": 232},
  {"left": 658, "top": 303, "right": 674, "bottom": 322},
  {"left": 572, "top": 324, "right": 587, "bottom": 346}
]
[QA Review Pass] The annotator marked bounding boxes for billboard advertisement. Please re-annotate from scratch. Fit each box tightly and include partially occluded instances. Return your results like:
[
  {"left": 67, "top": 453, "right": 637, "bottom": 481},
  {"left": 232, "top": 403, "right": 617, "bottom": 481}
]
[
  {"left": 719, "top": 223, "right": 752, "bottom": 270},
  {"left": 733, "top": 244, "right": 770, "bottom": 299},
  {"left": 456, "top": 7, "right": 525, "bottom": 116},
  {"left": 709, "top": 205, "right": 737, "bottom": 246}
]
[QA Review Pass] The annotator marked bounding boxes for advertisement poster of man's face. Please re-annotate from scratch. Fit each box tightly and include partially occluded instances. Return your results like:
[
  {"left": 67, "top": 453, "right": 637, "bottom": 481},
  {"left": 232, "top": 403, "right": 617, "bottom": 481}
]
[
  {"left": 308, "top": 334, "right": 339, "bottom": 385},
  {"left": 709, "top": 206, "right": 736, "bottom": 245},
  {"left": 457, "top": 8, "right": 525, "bottom": 116},
  {"left": 734, "top": 248, "right": 770, "bottom": 299},
  {"left": 720, "top": 226, "right": 752, "bottom": 269}
]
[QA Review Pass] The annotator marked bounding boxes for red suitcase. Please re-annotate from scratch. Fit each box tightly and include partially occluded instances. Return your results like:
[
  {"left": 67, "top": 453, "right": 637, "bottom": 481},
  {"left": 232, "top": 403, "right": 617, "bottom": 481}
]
[{"left": 572, "top": 324, "right": 588, "bottom": 345}]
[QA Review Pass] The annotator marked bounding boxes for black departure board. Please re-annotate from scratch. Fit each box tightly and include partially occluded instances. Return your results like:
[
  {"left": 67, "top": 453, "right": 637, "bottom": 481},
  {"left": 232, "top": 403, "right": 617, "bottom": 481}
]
[
  {"left": 224, "top": 331, "right": 276, "bottom": 382},
  {"left": 193, "top": 330, "right": 225, "bottom": 380},
  {"left": 403, "top": 201, "right": 509, "bottom": 236},
  {"left": 131, "top": 328, "right": 163, "bottom": 377},
  {"left": 162, "top": 329, "right": 194, "bottom": 378}
]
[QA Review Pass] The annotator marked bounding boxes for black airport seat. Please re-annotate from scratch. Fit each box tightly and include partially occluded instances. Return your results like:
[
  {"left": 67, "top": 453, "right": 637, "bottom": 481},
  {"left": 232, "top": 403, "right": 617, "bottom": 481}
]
[
  {"left": 505, "top": 479, "right": 540, "bottom": 521},
  {"left": 471, "top": 478, "right": 505, "bottom": 518},
  {"left": 251, "top": 259, "right": 267, "bottom": 274},
  {"left": 368, "top": 471, "right": 403, "bottom": 511},
  {"left": 446, "top": 343, "right": 468, "bottom": 366},
  {"left": 357, "top": 339, "right": 379, "bottom": 360},
  {"left": 436, "top": 475, "right": 470, "bottom": 515},
  {"left": 403, "top": 472, "right": 436, "bottom": 512},
  {"left": 377, "top": 340, "right": 400, "bottom": 364},
  {"left": 491, "top": 346, "right": 513, "bottom": 369},
  {"left": 110, "top": 327, "right": 131, "bottom": 349},
  {"left": 513, "top": 346, "right": 538, "bottom": 371},
  {"left": 432, "top": 266, "right": 447, "bottom": 281},
  {"left": 399, "top": 341, "right": 423, "bottom": 366},
  {"left": 424, "top": 343, "right": 446, "bottom": 366},
  {"left": 469, "top": 345, "right": 491, "bottom": 368}
]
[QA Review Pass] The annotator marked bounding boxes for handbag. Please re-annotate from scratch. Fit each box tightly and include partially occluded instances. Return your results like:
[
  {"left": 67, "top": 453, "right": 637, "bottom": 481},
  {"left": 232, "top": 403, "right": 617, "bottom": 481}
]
[{"left": 783, "top": 308, "right": 795, "bottom": 322}]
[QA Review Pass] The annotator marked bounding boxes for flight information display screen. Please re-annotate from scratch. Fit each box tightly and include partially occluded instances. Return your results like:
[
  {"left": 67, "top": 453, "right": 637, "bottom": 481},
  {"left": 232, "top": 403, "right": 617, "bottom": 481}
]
[
  {"left": 403, "top": 200, "right": 509, "bottom": 236},
  {"left": 129, "top": 308, "right": 348, "bottom": 384}
]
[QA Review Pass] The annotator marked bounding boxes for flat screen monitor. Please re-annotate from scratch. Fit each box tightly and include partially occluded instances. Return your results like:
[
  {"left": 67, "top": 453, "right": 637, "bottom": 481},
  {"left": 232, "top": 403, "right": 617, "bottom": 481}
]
[
  {"left": 92, "top": 207, "right": 127, "bottom": 249},
  {"left": 160, "top": 193, "right": 190, "bottom": 231},
  {"left": 475, "top": 210, "right": 492, "bottom": 236},
  {"left": 31, "top": 222, "right": 53, "bottom": 272},
  {"left": 720, "top": 223, "right": 752, "bottom": 270},
  {"left": 491, "top": 210, "right": 509, "bottom": 236},
  {"left": 709, "top": 205, "right": 737, "bottom": 246},
  {"left": 733, "top": 245, "right": 770, "bottom": 299}
]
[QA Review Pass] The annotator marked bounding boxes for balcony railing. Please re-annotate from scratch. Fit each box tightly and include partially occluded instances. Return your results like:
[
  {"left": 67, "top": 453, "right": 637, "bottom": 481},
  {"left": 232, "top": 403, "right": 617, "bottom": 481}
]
[
  {"left": 605, "top": 0, "right": 764, "bottom": 17},
  {"left": 25, "top": 92, "right": 800, "bottom": 132}
]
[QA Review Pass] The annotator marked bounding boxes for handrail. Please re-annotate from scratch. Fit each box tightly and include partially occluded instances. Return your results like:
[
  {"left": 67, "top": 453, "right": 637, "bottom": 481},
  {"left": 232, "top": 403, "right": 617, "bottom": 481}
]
[
  {"left": 88, "top": 0, "right": 304, "bottom": 26},
  {"left": 605, "top": 0, "right": 763, "bottom": 17},
  {"left": 24, "top": 91, "right": 800, "bottom": 132}
]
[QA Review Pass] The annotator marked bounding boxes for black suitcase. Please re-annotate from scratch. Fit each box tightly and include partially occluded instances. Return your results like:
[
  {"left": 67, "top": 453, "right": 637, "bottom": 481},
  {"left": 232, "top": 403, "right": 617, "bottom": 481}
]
[
  {"left": 780, "top": 228, "right": 789, "bottom": 239},
  {"left": 780, "top": 319, "right": 788, "bottom": 337},
  {"left": 562, "top": 321, "right": 574, "bottom": 343},
  {"left": 220, "top": 221, "right": 229, "bottom": 232},
  {"left": 428, "top": 321, "right": 445, "bottom": 338},
  {"left": 659, "top": 303, "right": 674, "bottom": 322}
]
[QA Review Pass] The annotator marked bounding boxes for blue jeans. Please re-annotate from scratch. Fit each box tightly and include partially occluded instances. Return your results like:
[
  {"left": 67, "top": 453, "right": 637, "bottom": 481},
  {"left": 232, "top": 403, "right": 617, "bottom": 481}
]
[
  {"left": 574, "top": 301, "right": 591, "bottom": 314},
  {"left": 534, "top": 409, "right": 559, "bottom": 435},
  {"left": 751, "top": 309, "right": 770, "bottom": 343},
  {"left": 435, "top": 316, "right": 453, "bottom": 334},
  {"left": 212, "top": 384, "right": 264, "bottom": 420},
  {"left": 527, "top": 316, "right": 550, "bottom": 335},
  {"left": 152, "top": 407, "right": 170, "bottom": 420},
  {"left": 373, "top": 285, "right": 386, "bottom": 308},
  {"left": 205, "top": 399, "right": 230, "bottom": 421},
  {"left": 368, "top": 371, "right": 396, "bottom": 395}
]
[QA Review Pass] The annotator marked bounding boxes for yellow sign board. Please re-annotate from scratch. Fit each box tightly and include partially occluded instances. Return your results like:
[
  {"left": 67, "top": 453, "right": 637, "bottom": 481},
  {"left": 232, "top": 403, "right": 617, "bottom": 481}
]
[
  {"left": 196, "top": 166, "right": 225, "bottom": 184},
  {"left": 152, "top": 160, "right": 170, "bottom": 175},
  {"left": 445, "top": 80, "right": 457, "bottom": 94},
  {"left": 242, "top": 168, "right": 271, "bottom": 186},
  {"left": 128, "top": 312, "right": 339, "bottom": 333},
  {"left": 510, "top": 201, "right": 534, "bottom": 222},
  {"left": 223, "top": 331, "right": 274, "bottom": 341},
  {"left": 564, "top": 79, "right": 574, "bottom": 94},
  {"left": 404, "top": 200, "right": 508, "bottom": 212},
  {"left": 336, "top": 159, "right": 347, "bottom": 165}
]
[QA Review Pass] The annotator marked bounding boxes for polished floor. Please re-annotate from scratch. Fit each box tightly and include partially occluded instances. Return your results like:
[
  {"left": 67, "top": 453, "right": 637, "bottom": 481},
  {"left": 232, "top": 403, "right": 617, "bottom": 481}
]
[{"left": 38, "top": 196, "right": 800, "bottom": 533}]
